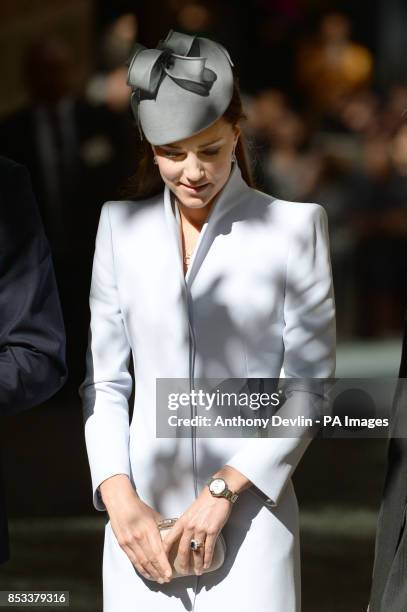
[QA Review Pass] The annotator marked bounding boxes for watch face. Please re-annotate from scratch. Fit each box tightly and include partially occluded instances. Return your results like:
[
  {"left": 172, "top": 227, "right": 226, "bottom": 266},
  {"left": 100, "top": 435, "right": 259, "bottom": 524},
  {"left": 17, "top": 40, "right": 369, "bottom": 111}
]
[{"left": 210, "top": 478, "right": 226, "bottom": 495}]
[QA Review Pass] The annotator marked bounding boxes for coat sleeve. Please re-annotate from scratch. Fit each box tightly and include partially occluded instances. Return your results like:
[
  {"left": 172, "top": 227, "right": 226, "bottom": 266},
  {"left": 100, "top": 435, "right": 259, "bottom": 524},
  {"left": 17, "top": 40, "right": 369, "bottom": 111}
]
[
  {"left": 80, "top": 202, "right": 133, "bottom": 511},
  {"left": 0, "top": 160, "right": 67, "bottom": 414},
  {"left": 224, "top": 203, "right": 336, "bottom": 506}
]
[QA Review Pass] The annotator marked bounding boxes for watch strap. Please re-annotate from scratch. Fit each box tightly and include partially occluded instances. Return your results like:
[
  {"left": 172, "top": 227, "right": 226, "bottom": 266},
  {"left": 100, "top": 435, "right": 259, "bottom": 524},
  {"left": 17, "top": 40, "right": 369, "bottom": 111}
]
[{"left": 224, "top": 489, "right": 239, "bottom": 503}]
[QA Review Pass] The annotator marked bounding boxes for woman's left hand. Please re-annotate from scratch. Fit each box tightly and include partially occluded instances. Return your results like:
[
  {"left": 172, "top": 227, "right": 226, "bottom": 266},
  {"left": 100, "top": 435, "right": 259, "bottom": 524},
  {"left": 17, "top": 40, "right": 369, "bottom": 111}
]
[{"left": 162, "top": 485, "right": 232, "bottom": 576}]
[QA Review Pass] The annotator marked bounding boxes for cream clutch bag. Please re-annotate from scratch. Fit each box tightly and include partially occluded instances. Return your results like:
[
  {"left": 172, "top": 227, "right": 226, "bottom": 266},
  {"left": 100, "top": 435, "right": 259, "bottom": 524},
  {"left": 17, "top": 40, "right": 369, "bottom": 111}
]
[{"left": 152, "top": 517, "right": 227, "bottom": 579}]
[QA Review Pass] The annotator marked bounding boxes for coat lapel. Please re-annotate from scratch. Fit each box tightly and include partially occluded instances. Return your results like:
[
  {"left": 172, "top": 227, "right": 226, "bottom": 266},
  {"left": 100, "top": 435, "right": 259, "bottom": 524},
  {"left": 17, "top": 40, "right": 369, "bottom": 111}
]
[
  {"left": 163, "top": 162, "right": 251, "bottom": 289},
  {"left": 163, "top": 185, "right": 185, "bottom": 285}
]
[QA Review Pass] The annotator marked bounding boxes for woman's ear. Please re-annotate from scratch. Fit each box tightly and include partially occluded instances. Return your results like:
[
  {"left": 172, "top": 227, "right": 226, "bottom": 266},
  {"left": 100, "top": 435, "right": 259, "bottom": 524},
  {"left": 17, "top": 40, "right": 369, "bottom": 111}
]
[
  {"left": 151, "top": 144, "right": 159, "bottom": 166},
  {"left": 233, "top": 123, "right": 241, "bottom": 145}
]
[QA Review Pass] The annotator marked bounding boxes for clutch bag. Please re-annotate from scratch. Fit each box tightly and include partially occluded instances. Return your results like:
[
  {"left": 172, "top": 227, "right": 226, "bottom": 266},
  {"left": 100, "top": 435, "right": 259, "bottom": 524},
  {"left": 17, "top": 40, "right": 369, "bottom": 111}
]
[{"left": 151, "top": 517, "right": 226, "bottom": 579}]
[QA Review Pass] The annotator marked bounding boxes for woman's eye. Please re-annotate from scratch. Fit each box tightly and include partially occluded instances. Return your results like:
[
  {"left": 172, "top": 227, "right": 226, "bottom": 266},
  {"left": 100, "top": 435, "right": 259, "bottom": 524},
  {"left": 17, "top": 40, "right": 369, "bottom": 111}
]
[
  {"left": 163, "top": 151, "right": 181, "bottom": 158},
  {"left": 203, "top": 149, "right": 220, "bottom": 156},
  {"left": 160, "top": 148, "right": 220, "bottom": 159}
]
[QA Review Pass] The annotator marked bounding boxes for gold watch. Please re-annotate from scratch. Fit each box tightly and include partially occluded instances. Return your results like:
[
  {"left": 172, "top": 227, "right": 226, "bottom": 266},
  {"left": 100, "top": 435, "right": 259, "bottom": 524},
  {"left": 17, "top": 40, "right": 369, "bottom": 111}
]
[{"left": 207, "top": 477, "right": 239, "bottom": 503}]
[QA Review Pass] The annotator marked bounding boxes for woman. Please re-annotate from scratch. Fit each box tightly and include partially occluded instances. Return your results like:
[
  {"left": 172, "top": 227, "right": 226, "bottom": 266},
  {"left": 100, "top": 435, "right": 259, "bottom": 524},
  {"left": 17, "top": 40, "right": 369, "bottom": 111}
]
[{"left": 80, "top": 30, "right": 336, "bottom": 612}]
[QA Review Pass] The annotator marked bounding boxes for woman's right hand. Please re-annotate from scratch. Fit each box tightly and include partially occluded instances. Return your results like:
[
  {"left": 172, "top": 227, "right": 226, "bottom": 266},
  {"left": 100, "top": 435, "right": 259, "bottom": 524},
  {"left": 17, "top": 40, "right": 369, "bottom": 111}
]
[{"left": 100, "top": 474, "right": 173, "bottom": 583}]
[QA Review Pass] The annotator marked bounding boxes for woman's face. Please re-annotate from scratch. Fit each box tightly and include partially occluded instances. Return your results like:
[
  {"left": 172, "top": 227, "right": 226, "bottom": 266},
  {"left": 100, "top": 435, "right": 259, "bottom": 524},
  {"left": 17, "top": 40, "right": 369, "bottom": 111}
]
[{"left": 151, "top": 118, "right": 240, "bottom": 210}]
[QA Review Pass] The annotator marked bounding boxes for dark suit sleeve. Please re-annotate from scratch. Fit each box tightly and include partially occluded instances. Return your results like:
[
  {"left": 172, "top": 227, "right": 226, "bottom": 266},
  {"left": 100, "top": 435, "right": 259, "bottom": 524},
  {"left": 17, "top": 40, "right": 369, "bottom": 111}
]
[
  {"left": 0, "top": 160, "right": 67, "bottom": 414},
  {"left": 398, "top": 314, "right": 407, "bottom": 379},
  {"left": 369, "top": 315, "right": 407, "bottom": 611}
]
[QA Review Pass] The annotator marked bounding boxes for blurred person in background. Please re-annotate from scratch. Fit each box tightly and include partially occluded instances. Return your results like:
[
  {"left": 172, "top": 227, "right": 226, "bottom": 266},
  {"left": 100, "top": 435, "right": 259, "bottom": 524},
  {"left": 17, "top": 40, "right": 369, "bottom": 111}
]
[
  {"left": 296, "top": 11, "right": 373, "bottom": 121},
  {"left": 349, "top": 121, "right": 407, "bottom": 336},
  {"left": 86, "top": 12, "right": 138, "bottom": 113},
  {"left": 260, "top": 108, "right": 323, "bottom": 201},
  {"left": 338, "top": 89, "right": 382, "bottom": 139},
  {"left": 382, "top": 83, "right": 407, "bottom": 133},
  {"left": 0, "top": 36, "right": 135, "bottom": 389},
  {"left": 175, "top": 0, "right": 215, "bottom": 35},
  {"left": 244, "top": 88, "right": 289, "bottom": 188},
  {"left": 0, "top": 157, "right": 67, "bottom": 565},
  {"left": 246, "top": 89, "right": 288, "bottom": 144}
]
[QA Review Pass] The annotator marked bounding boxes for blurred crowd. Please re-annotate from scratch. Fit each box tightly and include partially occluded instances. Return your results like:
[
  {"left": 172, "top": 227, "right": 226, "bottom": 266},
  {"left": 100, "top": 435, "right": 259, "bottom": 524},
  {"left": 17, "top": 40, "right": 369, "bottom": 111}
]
[
  {"left": 247, "top": 11, "right": 407, "bottom": 339},
  {"left": 0, "top": 1, "right": 406, "bottom": 394}
]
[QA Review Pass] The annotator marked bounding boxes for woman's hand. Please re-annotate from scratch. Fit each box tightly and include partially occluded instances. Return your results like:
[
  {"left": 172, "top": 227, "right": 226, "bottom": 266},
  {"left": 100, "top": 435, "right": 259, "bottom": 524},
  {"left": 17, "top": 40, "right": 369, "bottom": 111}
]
[
  {"left": 162, "top": 485, "right": 232, "bottom": 576},
  {"left": 100, "top": 474, "right": 173, "bottom": 583},
  {"left": 162, "top": 466, "right": 251, "bottom": 576}
]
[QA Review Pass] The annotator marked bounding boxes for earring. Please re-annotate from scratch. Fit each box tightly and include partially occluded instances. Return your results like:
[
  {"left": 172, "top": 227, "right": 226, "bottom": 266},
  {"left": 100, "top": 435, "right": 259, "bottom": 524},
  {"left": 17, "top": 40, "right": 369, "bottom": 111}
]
[
  {"left": 153, "top": 156, "right": 158, "bottom": 165},
  {"left": 231, "top": 148, "right": 237, "bottom": 163}
]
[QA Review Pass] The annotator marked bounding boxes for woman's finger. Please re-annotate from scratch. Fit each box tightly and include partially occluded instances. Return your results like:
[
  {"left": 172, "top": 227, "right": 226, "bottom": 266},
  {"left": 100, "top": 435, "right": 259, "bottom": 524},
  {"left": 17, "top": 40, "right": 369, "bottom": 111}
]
[
  {"left": 144, "top": 559, "right": 168, "bottom": 583},
  {"left": 133, "top": 561, "right": 153, "bottom": 581},
  {"left": 123, "top": 542, "right": 158, "bottom": 581},
  {"left": 191, "top": 529, "right": 206, "bottom": 575},
  {"left": 134, "top": 543, "right": 163, "bottom": 582},
  {"left": 161, "top": 522, "right": 183, "bottom": 556},
  {"left": 147, "top": 533, "right": 173, "bottom": 580},
  {"left": 176, "top": 527, "right": 194, "bottom": 575},
  {"left": 203, "top": 532, "right": 217, "bottom": 569},
  {"left": 130, "top": 538, "right": 168, "bottom": 583}
]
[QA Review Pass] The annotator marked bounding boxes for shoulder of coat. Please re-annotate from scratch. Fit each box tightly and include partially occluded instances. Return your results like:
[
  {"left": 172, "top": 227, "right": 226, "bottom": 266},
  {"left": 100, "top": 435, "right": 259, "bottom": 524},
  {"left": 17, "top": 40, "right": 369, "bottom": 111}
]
[
  {"left": 100, "top": 192, "right": 164, "bottom": 222},
  {"left": 265, "top": 196, "right": 327, "bottom": 224},
  {"left": 244, "top": 191, "right": 328, "bottom": 241}
]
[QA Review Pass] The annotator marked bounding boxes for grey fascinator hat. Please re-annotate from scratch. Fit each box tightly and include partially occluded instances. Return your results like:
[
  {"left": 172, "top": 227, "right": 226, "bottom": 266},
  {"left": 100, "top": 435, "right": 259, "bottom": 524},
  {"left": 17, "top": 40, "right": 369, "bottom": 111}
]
[{"left": 126, "top": 29, "right": 234, "bottom": 145}]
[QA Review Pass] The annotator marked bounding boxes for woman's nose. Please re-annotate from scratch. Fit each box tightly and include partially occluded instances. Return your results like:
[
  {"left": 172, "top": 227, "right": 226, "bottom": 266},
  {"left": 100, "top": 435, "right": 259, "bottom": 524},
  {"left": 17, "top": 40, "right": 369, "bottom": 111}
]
[{"left": 183, "top": 153, "right": 204, "bottom": 182}]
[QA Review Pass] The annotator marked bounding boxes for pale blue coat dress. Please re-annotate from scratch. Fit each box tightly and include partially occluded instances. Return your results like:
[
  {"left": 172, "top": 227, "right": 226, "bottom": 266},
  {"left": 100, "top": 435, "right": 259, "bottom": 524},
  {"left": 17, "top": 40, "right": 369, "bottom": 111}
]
[{"left": 80, "top": 161, "right": 336, "bottom": 611}]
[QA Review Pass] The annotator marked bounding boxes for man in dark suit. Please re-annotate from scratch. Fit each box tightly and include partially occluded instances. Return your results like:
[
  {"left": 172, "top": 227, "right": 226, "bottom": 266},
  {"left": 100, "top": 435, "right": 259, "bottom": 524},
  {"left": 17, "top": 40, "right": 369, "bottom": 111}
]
[
  {"left": 0, "top": 157, "right": 67, "bottom": 564},
  {"left": 369, "top": 315, "right": 407, "bottom": 611}
]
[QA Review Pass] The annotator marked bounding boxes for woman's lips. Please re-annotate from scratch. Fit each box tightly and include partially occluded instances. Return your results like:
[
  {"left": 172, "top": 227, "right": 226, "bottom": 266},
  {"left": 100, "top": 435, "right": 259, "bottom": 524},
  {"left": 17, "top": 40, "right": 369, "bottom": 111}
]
[{"left": 180, "top": 182, "right": 209, "bottom": 193}]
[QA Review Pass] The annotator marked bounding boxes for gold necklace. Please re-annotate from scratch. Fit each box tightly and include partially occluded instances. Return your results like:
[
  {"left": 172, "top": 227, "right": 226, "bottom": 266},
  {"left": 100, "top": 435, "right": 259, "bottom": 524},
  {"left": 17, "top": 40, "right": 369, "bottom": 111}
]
[{"left": 176, "top": 199, "right": 194, "bottom": 265}]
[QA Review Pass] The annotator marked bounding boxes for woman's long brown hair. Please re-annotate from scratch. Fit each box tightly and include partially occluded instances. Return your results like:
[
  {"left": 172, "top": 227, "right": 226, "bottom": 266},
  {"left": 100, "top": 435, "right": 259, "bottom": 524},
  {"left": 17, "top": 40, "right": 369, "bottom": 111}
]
[{"left": 120, "top": 76, "right": 255, "bottom": 201}]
